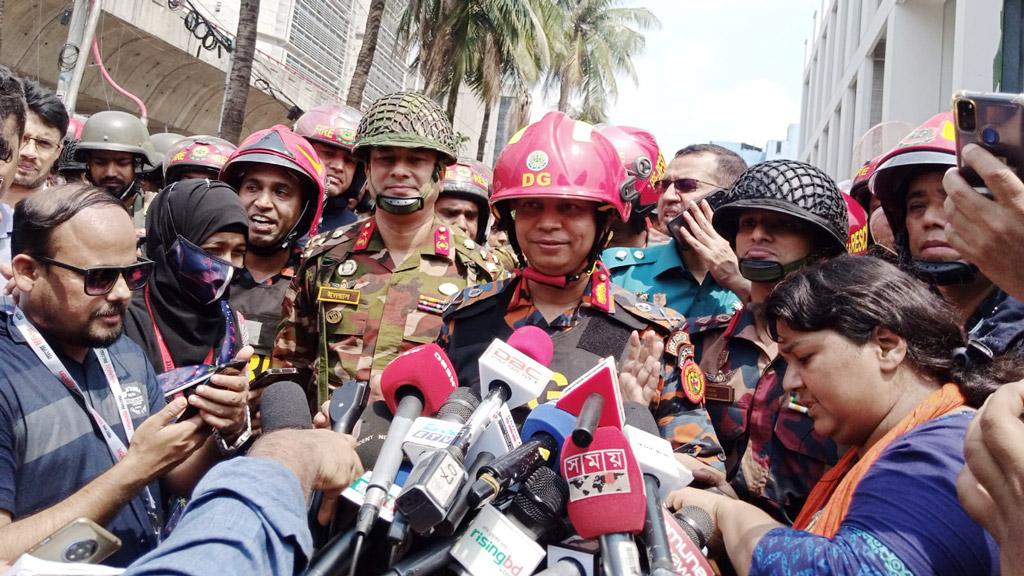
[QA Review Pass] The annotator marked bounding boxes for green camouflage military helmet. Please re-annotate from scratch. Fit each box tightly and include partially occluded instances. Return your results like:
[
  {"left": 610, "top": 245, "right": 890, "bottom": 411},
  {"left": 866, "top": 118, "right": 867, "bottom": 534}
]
[
  {"left": 353, "top": 91, "right": 458, "bottom": 165},
  {"left": 75, "top": 110, "right": 156, "bottom": 165}
]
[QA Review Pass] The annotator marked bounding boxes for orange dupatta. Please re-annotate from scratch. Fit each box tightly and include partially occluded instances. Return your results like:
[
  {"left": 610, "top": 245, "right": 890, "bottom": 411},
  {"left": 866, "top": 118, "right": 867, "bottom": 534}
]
[{"left": 792, "top": 383, "right": 967, "bottom": 537}]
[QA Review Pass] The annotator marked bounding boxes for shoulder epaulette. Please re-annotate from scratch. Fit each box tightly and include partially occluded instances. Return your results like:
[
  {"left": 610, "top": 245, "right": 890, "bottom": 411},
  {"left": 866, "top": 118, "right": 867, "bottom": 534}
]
[
  {"left": 611, "top": 286, "right": 684, "bottom": 333},
  {"left": 685, "top": 310, "right": 738, "bottom": 336},
  {"left": 443, "top": 277, "right": 516, "bottom": 319},
  {"left": 452, "top": 235, "right": 504, "bottom": 278},
  {"left": 301, "top": 221, "right": 360, "bottom": 261}
]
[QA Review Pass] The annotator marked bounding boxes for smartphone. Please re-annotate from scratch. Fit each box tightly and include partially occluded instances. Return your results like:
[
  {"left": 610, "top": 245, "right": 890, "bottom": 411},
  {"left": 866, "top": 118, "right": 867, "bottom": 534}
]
[
  {"left": 160, "top": 358, "right": 249, "bottom": 420},
  {"left": 28, "top": 518, "right": 121, "bottom": 564},
  {"left": 952, "top": 91, "right": 1024, "bottom": 192},
  {"left": 667, "top": 188, "right": 729, "bottom": 249},
  {"left": 250, "top": 367, "right": 300, "bottom": 391}
]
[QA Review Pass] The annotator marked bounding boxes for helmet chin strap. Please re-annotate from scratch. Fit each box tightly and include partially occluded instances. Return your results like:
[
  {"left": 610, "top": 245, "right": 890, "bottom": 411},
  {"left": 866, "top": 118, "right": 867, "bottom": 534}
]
[
  {"left": 739, "top": 256, "right": 817, "bottom": 283},
  {"left": 894, "top": 232, "right": 978, "bottom": 285},
  {"left": 374, "top": 163, "right": 442, "bottom": 215}
]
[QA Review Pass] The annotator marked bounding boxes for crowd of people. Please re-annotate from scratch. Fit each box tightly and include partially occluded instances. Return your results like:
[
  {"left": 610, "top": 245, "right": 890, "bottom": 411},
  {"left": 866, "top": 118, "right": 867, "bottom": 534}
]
[{"left": 0, "top": 60, "right": 1023, "bottom": 575}]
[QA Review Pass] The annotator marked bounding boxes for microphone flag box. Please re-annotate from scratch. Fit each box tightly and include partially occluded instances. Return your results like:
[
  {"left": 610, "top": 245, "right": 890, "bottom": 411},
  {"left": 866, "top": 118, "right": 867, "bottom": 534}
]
[
  {"left": 623, "top": 424, "right": 694, "bottom": 498},
  {"left": 477, "top": 339, "right": 553, "bottom": 408},
  {"left": 403, "top": 417, "right": 464, "bottom": 462},
  {"left": 450, "top": 504, "right": 545, "bottom": 576},
  {"left": 554, "top": 356, "right": 625, "bottom": 429},
  {"left": 340, "top": 468, "right": 408, "bottom": 523}
]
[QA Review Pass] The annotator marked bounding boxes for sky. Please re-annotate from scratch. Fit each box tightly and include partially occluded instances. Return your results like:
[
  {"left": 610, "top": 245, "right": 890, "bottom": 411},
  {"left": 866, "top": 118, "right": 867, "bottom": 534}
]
[{"left": 531, "top": 0, "right": 822, "bottom": 155}]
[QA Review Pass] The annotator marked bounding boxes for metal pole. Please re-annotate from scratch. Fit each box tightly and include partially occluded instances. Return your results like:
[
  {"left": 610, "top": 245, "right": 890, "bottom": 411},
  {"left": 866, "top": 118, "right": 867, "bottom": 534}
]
[
  {"left": 63, "top": 0, "right": 104, "bottom": 117},
  {"left": 54, "top": 0, "right": 90, "bottom": 109}
]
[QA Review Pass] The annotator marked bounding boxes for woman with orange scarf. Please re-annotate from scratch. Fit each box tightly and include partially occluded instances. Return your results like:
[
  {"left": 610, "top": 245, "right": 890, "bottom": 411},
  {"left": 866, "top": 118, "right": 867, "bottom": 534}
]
[{"left": 667, "top": 255, "right": 1018, "bottom": 575}]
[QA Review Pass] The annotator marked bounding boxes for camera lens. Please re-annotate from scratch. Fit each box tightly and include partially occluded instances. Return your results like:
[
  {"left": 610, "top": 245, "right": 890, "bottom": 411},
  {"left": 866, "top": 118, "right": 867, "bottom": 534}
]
[
  {"left": 982, "top": 127, "right": 1000, "bottom": 145},
  {"left": 957, "top": 100, "right": 977, "bottom": 132},
  {"left": 64, "top": 539, "right": 98, "bottom": 562}
]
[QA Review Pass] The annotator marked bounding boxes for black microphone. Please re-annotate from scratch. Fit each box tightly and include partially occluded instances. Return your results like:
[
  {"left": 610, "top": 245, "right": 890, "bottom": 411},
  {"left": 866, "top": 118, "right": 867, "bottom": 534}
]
[
  {"left": 674, "top": 505, "right": 714, "bottom": 550},
  {"left": 663, "top": 505, "right": 715, "bottom": 574},
  {"left": 449, "top": 466, "right": 568, "bottom": 575},
  {"left": 260, "top": 381, "right": 313, "bottom": 432},
  {"left": 466, "top": 436, "right": 556, "bottom": 509},
  {"left": 571, "top": 392, "right": 604, "bottom": 447},
  {"left": 378, "top": 538, "right": 453, "bottom": 576},
  {"left": 329, "top": 379, "right": 370, "bottom": 434}
]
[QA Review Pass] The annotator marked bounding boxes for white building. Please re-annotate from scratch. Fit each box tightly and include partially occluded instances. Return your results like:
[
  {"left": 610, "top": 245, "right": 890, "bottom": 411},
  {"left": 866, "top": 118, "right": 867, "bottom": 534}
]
[{"left": 799, "top": 0, "right": 1002, "bottom": 181}]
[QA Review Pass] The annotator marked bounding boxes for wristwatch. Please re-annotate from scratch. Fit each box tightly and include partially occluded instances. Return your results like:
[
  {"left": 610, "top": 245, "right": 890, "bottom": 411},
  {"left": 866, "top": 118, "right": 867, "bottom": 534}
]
[{"left": 214, "top": 407, "right": 252, "bottom": 455}]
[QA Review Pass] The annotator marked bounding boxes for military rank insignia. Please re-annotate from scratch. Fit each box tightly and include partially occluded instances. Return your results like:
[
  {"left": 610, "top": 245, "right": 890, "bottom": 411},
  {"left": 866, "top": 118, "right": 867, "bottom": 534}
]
[{"left": 682, "top": 359, "right": 706, "bottom": 404}]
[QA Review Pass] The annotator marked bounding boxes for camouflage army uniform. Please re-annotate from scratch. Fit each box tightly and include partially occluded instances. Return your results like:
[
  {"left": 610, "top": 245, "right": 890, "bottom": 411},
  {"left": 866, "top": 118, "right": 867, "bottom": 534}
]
[
  {"left": 439, "top": 273, "right": 725, "bottom": 468},
  {"left": 688, "top": 307, "right": 839, "bottom": 523},
  {"left": 273, "top": 216, "right": 505, "bottom": 411}
]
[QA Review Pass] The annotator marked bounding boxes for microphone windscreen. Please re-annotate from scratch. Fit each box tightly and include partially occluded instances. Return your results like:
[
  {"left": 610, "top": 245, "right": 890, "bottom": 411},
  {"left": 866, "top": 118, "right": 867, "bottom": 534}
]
[
  {"left": 521, "top": 402, "right": 576, "bottom": 459},
  {"left": 675, "top": 505, "right": 715, "bottom": 549},
  {"left": 260, "top": 381, "right": 312, "bottom": 432},
  {"left": 436, "top": 386, "right": 481, "bottom": 424},
  {"left": 507, "top": 325, "right": 554, "bottom": 366},
  {"left": 561, "top": 427, "right": 645, "bottom": 539},
  {"left": 380, "top": 343, "right": 458, "bottom": 416},
  {"left": 511, "top": 466, "right": 568, "bottom": 529},
  {"left": 622, "top": 401, "right": 660, "bottom": 436},
  {"left": 355, "top": 400, "right": 392, "bottom": 468}
]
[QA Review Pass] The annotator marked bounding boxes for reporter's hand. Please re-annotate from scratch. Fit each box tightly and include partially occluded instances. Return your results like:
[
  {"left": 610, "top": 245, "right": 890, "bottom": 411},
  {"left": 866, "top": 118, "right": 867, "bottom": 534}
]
[
  {"left": 957, "top": 379, "right": 1024, "bottom": 570},
  {"left": 124, "top": 396, "right": 208, "bottom": 481},
  {"left": 943, "top": 144, "right": 1024, "bottom": 299},
  {"left": 190, "top": 346, "right": 253, "bottom": 440},
  {"left": 619, "top": 330, "right": 664, "bottom": 405}
]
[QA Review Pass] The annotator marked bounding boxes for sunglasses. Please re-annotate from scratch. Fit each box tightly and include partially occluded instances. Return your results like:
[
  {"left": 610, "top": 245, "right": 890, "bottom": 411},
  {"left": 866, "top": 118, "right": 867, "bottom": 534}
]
[
  {"left": 37, "top": 256, "right": 155, "bottom": 295},
  {"left": 656, "top": 177, "right": 722, "bottom": 194}
]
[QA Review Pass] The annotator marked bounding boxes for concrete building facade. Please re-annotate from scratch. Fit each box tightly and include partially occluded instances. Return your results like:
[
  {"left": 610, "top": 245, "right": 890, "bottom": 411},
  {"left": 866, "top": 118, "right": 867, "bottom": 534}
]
[{"left": 799, "top": 0, "right": 1002, "bottom": 181}]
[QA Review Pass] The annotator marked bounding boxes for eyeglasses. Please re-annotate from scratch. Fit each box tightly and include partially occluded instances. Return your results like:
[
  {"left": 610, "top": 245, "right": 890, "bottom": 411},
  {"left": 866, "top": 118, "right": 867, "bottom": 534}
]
[
  {"left": 22, "top": 136, "right": 59, "bottom": 155},
  {"left": 36, "top": 256, "right": 155, "bottom": 295},
  {"left": 655, "top": 177, "right": 723, "bottom": 194}
]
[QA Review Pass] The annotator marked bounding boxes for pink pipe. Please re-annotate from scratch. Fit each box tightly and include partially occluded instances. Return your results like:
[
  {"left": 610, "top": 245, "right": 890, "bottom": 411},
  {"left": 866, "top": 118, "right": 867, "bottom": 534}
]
[{"left": 90, "top": 32, "right": 148, "bottom": 123}]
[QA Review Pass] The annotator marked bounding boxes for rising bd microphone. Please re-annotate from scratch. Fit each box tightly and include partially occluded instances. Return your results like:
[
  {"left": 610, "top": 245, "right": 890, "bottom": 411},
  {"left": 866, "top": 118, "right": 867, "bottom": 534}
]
[
  {"left": 260, "top": 381, "right": 313, "bottom": 432},
  {"left": 348, "top": 344, "right": 458, "bottom": 575},
  {"left": 450, "top": 466, "right": 568, "bottom": 576},
  {"left": 561, "top": 427, "right": 645, "bottom": 576}
]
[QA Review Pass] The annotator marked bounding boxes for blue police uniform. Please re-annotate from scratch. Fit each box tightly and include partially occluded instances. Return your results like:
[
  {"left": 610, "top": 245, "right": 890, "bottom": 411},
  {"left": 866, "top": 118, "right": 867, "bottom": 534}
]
[{"left": 602, "top": 240, "right": 741, "bottom": 319}]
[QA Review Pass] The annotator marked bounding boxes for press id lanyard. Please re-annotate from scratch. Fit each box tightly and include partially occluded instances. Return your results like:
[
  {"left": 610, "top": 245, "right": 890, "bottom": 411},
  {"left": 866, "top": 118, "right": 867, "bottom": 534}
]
[{"left": 12, "top": 307, "right": 163, "bottom": 543}]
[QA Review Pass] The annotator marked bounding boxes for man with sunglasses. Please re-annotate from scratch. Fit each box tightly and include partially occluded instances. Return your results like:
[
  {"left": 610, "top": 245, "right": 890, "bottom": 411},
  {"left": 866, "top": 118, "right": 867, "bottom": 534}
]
[
  {"left": 7, "top": 80, "right": 68, "bottom": 208},
  {"left": 0, "top": 183, "right": 252, "bottom": 565},
  {"left": 604, "top": 144, "right": 747, "bottom": 319}
]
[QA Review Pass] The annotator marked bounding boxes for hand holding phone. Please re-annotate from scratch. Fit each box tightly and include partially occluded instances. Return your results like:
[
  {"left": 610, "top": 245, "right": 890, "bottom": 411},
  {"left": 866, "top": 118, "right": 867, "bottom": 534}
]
[
  {"left": 952, "top": 91, "right": 1024, "bottom": 194},
  {"left": 28, "top": 518, "right": 121, "bottom": 564}
]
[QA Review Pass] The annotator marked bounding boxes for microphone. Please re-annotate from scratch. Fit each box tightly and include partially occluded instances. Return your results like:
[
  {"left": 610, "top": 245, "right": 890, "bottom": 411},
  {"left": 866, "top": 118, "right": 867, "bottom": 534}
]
[
  {"left": 664, "top": 506, "right": 715, "bottom": 575},
  {"left": 329, "top": 379, "right": 370, "bottom": 434},
  {"left": 433, "top": 450, "right": 495, "bottom": 537},
  {"left": 621, "top": 402, "right": 690, "bottom": 574},
  {"left": 555, "top": 356, "right": 625, "bottom": 431},
  {"left": 561, "top": 426, "right": 646, "bottom": 576},
  {"left": 378, "top": 538, "right": 453, "bottom": 576},
  {"left": 397, "top": 328, "right": 554, "bottom": 533},
  {"left": 402, "top": 387, "right": 482, "bottom": 462},
  {"left": 260, "top": 381, "right": 313, "bottom": 432},
  {"left": 571, "top": 393, "right": 604, "bottom": 447},
  {"left": 349, "top": 344, "right": 458, "bottom": 574},
  {"left": 450, "top": 466, "right": 568, "bottom": 576}
]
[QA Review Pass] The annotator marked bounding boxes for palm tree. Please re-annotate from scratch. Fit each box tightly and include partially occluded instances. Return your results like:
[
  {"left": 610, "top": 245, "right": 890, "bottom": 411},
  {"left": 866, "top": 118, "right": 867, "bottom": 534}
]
[
  {"left": 399, "top": 0, "right": 548, "bottom": 122},
  {"left": 219, "top": 0, "right": 261, "bottom": 143},
  {"left": 544, "top": 0, "right": 658, "bottom": 123},
  {"left": 347, "top": 0, "right": 387, "bottom": 108}
]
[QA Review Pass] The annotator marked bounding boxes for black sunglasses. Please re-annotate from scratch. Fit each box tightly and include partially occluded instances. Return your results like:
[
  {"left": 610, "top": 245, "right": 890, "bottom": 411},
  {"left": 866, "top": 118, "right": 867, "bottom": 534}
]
[
  {"left": 655, "top": 177, "right": 722, "bottom": 194},
  {"left": 37, "top": 256, "right": 154, "bottom": 295}
]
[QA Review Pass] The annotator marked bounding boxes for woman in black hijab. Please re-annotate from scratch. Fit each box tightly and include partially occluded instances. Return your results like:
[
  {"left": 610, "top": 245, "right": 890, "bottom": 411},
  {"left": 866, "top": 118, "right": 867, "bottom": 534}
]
[{"left": 125, "top": 178, "right": 249, "bottom": 372}]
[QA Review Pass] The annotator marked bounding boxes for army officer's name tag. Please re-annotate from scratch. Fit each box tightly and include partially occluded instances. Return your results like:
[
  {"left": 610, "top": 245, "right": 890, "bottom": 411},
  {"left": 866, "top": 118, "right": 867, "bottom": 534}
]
[{"left": 317, "top": 286, "right": 361, "bottom": 306}]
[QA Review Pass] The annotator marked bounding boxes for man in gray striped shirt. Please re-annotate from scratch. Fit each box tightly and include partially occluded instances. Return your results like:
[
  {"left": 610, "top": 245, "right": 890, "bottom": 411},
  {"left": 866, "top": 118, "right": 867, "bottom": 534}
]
[{"left": 0, "top": 184, "right": 251, "bottom": 565}]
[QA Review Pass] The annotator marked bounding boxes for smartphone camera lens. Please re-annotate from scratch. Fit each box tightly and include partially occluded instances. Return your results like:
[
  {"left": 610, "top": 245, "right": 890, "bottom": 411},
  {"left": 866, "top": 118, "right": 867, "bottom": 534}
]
[
  {"left": 64, "top": 539, "right": 98, "bottom": 562},
  {"left": 982, "top": 127, "right": 1000, "bottom": 145},
  {"left": 957, "top": 100, "right": 977, "bottom": 132}
]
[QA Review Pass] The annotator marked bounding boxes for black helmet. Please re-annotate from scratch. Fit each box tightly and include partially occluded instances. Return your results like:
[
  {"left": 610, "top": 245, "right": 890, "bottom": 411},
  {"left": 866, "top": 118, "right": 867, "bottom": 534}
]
[{"left": 714, "top": 159, "right": 848, "bottom": 282}]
